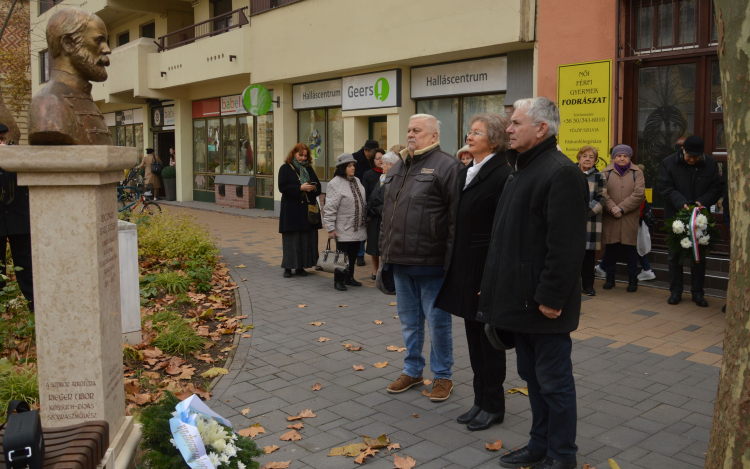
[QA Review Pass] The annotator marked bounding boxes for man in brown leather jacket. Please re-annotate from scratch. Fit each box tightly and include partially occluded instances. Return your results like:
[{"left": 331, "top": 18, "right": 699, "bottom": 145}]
[{"left": 380, "top": 114, "right": 462, "bottom": 402}]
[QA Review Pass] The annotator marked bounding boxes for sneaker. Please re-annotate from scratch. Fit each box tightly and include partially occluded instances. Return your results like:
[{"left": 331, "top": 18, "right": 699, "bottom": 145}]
[
  {"left": 386, "top": 374, "right": 423, "bottom": 393},
  {"left": 144, "top": 191, "right": 153, "bottom": 197},
  {"left": 594, "top": 264, "right": 606, "bottom": 279},
  {"left": 637, "top": 269, "right": 656, "bottom": 281},
  {"left": 429, "top": 379, "right": 453, "bottom": 402}
]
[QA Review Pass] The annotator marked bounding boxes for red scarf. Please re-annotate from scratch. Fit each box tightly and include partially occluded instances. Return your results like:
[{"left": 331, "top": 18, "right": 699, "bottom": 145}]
[{"left": 374, "top": 167, "right": 383, "bottom": 173}]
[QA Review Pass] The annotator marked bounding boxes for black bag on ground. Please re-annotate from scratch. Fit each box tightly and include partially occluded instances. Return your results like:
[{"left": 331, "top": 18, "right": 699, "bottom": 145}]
[{"left": 2, "top": 400, "right": 44, "bottom": 469}]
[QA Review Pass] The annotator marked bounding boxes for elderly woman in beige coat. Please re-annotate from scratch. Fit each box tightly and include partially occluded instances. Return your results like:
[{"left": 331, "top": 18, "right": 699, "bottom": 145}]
[
  {"left": 600, "top": 144, "right": 645, "bottom": 292},
  {"left": 136, "top": 148, "right": 163, "bottom": 200},
  {"left": 323, "top": 153, "right": 368, "bottom": 291}
]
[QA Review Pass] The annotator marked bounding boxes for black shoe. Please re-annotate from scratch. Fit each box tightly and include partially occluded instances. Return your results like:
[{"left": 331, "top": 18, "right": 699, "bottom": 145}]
[
  {"left": 583, "top": 286, "right": 596, "bottom": 296},
  {"left": 371, "top": 274, "right": 377, "bottom": 280},
  {"left": 334, "top": 282, "right": 347, "bottom": 291},
  {"left": 283, "top": 269, "right": 292, "bottom": 278},
  {"left": 467, "top": 410, "right": 504, "bottom": 431},
  {"left": 602, "top": 273, "right": 616, "bottom": 290},
  {"left": 334, "top": 267, "right": 348, "bottom": 291},
  {"left": 357, "top": 256, "right": 366, "bottom": 266},
  {"left": 295, "top": 269, "right": 308, "bottom": 276},
  {"left": 530, "top": 457, "right": 577, "bottom": 469},
  {"left": 499, "top": 446, "right": 546, "bottom": 468},
  {"left": 692, "top": 295, "right": 708, "bottom": 307},
  {"left": 627, "top": 275, "right": 638, "bottom": 293},
  {"left": 456, "top": 405, "right": 481, "bottom": 424},
  {"left": 315, "top": 266, "right": 324, "bottom": 271},
  {"left": 668, "top": 292, "right": 682, "bottom": 305},
  {"left": 345, "top": 277, "right": 362, "bottom": 287}
]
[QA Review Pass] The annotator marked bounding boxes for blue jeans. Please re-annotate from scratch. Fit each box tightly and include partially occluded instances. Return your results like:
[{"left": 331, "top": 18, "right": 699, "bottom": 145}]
[
  {"left": 393, "top": 272, "right": 454, "bottom": 380},
  {"left": 516, "top": 332, "right": 577, "bottom": 463},
  {"left": 358, "top": 240, "right": 366, "bottom": 258},
  {"left": 639, "top": 254, "right": 651, "bottom": 271}
]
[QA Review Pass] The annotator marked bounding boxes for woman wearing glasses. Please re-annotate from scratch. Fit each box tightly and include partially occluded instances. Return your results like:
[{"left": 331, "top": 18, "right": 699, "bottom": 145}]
[
  {"left": 435, "top": 114, "right": 512, "bottom": 432},
  {"left": 600, "top": 144, "right": 645, "bottom": 292}
]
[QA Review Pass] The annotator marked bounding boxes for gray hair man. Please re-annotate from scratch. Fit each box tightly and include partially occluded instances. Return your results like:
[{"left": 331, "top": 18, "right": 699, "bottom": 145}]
[
  {"left": 478, "top": 97, "right": 588, "bottom": 469},
  {"left": 380, "top": 114, "right": 462, "bottom": 402}
]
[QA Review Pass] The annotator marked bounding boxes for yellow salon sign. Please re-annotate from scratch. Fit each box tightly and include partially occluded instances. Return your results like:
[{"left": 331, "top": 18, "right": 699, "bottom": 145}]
[{"left": 557, "top": 60, "right": 612, "bottom": 171}]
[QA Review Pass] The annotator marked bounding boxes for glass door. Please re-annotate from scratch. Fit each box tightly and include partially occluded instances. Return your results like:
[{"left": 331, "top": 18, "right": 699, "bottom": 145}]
[{"left": 368, "top": 116, "right": 387, "bottom": 151}]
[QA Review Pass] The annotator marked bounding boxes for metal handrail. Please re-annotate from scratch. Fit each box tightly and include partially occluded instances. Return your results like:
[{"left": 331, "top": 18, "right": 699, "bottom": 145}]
[
  {"left": 250, "top": 0, "right": 304, "bottom": 16},
  {"left": 156, "top": 7, "right": 249, "bottom": 52}
]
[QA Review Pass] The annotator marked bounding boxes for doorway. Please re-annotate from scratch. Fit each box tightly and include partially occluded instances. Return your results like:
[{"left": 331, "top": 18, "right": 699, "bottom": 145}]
[
  {"left": 155, "top": 131, "right": 175, "bottom": 166},
  {"left": 369, "top": 116, "right": 387, "bottom": 151}
]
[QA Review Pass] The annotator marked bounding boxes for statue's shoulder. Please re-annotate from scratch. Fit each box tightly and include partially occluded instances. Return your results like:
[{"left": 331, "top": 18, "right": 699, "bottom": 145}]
[{"left": 28, "top": 82, "right": 78, "bottom": 145}]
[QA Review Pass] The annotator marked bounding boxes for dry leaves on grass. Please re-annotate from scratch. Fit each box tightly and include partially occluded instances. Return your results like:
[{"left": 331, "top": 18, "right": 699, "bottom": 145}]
[
  {"left": 264, "top": 445, "right": 280, "bottom": 454},
  {"left": 286, "top": 422, "right": 303, "bottom": 430},
  {"left": 311, "top": 383, "right": 322, "bottom": 391},
  {"left": 374, "top": 320, "right": 384, "bottom": 325},
  {"left": 287, "top": 409, "right": 316, "bottom": 421},
  {"left": 309, "top": 321, "right": 325, "bottom": 326},
  {"left": 318, "top": 337, "right": 330, "bottom": 342},
  {"left": 374, "top": 361, "right": 388, "bottom": 368},
  {"left": 201, "top": 367, "right": 229, "bottom": 378},
  {"left": 260, "top": 462, "right": 290, "bottom": 469},
  {"left": 485, "top": 439, "right": 503, "bottom": 451},
  {"left": 353, "top": 364, "right": 364, "bottom": 371},
  {"left": 238, "top": 424, "right": 266, "bottom": 439},
  {"left": 343, "top": 343, "right": 362, "bottom": 351},
  {"left": 386, "top": 345, "right": 407, "bottom": 352},
  {"left": 354, "top": 448, "right": 379, "bottom": 464},
  {"left": 279, "top": 430, "right": 302, "bottom": 441},
  {"left": 126, "top": 393, "right": 152, "bottom": 405},
  {"left": 507, "top": 387, "right": 529, "bottom": 396},
  {"left": 393, "top": 454, "right": 417, "bottom": 469},
  {"left": 329, "top": 442, "right": 369, "bottom": 457}
]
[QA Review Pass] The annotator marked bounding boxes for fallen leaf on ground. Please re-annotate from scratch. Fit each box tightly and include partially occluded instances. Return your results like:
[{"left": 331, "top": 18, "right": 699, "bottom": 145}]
[
  {"left": 241, "top": 408, "right": 250, "bottom": 416},
  {"left": 235, "top": 264, "right": 247, "bottom": 268},
  {"left": 309, "top": 321, "right": 325, "bottom": 326},
  {"left": 125, "top": 403, "right": 138, "bottom": 416},
  {"left": 343, "top": 343, "right": 362, "bottom": 351},
  {"left": 287, "top": 409, "right": 316, "bottom": 421},
  {"left": 238, "top": 424, "right": 266, "bottom": 439},
  {"left": 423, "top": 379, "right": 432, "bottom": 385},
  {"left": 486, "top": 439, "right": 503, "bottom": 451},
  {"left": 260, "top": 462, "right": 290, "bottom": 469},
  {"left": 143, "top": 348, "right": 163, "bottom": 359},
  {"left": 507, "top": 387, "right": 529, "bottom": 396},
  {"left": 242, "top": 334, "right": 252, "bottom": 338},
  {"left": 124, "top": 378, "right": 140, "bottom": 394},
  {"left": 298, "top": 304, "right": 307, "bottom": 308},
  {"left": 242, "top": 278, "right": 248, "bottom": 281},
  {"left": 286, "top": 422, "right": 303, "bottom": 430},
  {"left": 386, "top": 345, "right": 407, "bottom": 352},
  {"left": 413, "top": 414, "right": 419, "bottom": 418},
  {"left": 392, "top": 316, "right": 399, "bottom": 319},
  {"left": 311, "top": 383, "right": 322, "bottom": 391},
  {"left": 374, "top": 320, "right": 383, "bottom": 325},
  {"left": 338, "top": 305, "right": 348, "bottom": 307},
  {"left": 393, "top": 454, "right": 417, "bottom": 469},
  {"left": 279, "top": 429, "right": 302, "bottom": 441},
  {"left": 264, "top": 445, "right": 280, "bottom": 454},
  {"left": 608, "top": 459, "right": 621, "bottom": 469},
  {"left": 582, "top": 464, "right": 595, "bottom": 469},
  {"left": 355, "top": 448, "right": 379, "bottom": 464},
  {"left": 329, "top": 442, "right": 369, "bottom": 457},
  {"left": 126, "top": 393, "right": 152, "bottom": 405},
  {"left": 220, "top": 346, "right": 235, "bottom": 353},
  {"left": 318, "top": 337, "right": 331, "bottom": 342},
  {"left": 364, "top": 433, "right": 390, "bottom": 449},
  {"left": 387, "top": 443, "right": 401, "bottom": 451},
  {"left": 389, "top": 302, "right": 397, "bottom": 306},
  {"left": 422, "top": 389, "right": 431, "bottom": 397},
  {"left": 353, "top": 364, "right": 364, "bottom": 371},
  {"left": 201, "top": 367, "right": 229, "bottom": 378},
  {"left": 374, "top": 361, "right": 388, "bottom": 368}
]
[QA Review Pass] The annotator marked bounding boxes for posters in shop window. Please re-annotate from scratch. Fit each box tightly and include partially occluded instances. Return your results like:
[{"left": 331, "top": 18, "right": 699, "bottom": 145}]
[{"left": 557, "top": 60, "right": 612, "bottom": 170}]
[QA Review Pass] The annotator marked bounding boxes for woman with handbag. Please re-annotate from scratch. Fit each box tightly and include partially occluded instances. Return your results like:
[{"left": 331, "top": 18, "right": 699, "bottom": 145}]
[
  {"left": 278, "top": 143, "right": 322, "bottom": 278},
  {"left": 323, "top": 153, "right": 367, "bottom": 291},
  {"left": 136, "top": 148, "right": 163, "bottom": 200}
]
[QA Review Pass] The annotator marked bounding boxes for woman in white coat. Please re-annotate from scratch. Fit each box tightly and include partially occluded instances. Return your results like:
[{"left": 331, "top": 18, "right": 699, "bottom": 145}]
[{"left": 323, "top": 153, "right": 368, "bottom": 291}]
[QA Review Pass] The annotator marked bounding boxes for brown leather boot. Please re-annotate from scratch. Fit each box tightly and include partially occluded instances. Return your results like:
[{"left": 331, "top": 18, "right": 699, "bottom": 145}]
[
  {"left": 429, "top": 379, "right": 454, "bottom": 402},
  {"left": 386, "top": 374, "right": 423, "bottom": 393}
]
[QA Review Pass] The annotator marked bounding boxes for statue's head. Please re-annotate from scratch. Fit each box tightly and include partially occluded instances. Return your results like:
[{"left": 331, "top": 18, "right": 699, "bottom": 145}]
[{"left": 46, "top": 8, "right": 110, "bottom": 82}]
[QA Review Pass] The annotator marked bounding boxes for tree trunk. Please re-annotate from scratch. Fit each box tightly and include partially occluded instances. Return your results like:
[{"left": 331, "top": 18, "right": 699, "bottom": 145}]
[{"left": 705, "top": 2, "right": 750, "bottom": 468}]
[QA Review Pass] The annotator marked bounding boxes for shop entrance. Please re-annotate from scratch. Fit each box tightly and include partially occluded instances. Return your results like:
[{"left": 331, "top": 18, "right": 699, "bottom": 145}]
[
  {"left": 369, "top": 116, "right": 387, "bottom": 150},
  {"left": 155, "top": 131, "right": 175, "bottom": 165}
]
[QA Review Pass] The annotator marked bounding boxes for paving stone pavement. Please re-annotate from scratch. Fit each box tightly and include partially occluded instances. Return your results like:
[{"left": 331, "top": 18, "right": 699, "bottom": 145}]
[{"left": 169, "top": 207, "right": 722, "bottom": 469}]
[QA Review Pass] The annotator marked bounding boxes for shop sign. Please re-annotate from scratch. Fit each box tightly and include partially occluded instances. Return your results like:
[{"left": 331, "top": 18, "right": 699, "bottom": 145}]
[
  {"left": 411, "top": 57, "right": 508, "bottom": 99},
  {"left": 342, "top": 69, "right": 401, "bottom": 111},
  {"left": 557, "top": 59, "right": 612, "bottom": 170},
  {"left": 152, "top": 106, "right": 175, "bottom": 127},
  {"left": 192, "top": 98, "right": 221, "bottom": 118},
  {"left": 220, "top": 94, "right": 247, "bottom": 115},
  {"left": 116, "top": 109, "right": 133, "bottom": 125},
  {"left": 292, "top": 79, "right": 342, "bottom": 110},
  {"left": 242, "top": 84, "right": 273, "bottom": 116}
]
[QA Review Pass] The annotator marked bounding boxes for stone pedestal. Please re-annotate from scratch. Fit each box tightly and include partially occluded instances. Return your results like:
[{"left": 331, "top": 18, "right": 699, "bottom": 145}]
[
  {"left": 0, "top": 145, "right": 134, "bottom": 444},
  {"left": 118, "top": 220, "right": 141, "bottom": 345}
]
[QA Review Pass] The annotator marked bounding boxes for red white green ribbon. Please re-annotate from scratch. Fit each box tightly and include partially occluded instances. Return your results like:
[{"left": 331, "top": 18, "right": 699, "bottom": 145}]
[{"left": 688, "top": 207, "right": 701, "bottom": 262}]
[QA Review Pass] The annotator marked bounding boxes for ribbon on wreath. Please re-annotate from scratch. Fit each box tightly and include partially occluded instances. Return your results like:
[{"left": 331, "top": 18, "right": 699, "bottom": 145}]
[
  {"left": 688, "top": 207, "right": 702, "bottom": 262},
  {"left": 169, "top": 395, "right": 234, "bottom": 469}
]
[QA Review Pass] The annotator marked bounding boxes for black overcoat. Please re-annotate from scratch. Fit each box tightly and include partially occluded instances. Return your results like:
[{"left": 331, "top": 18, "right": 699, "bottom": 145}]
[
  {"left": 656, "top": 151, "right": 724, "bottom": 221},
  {"left": 353, "top": 148, "right": 372, "bottom": 181},
  {"left": 278, "top": 163, "right": 322, "bottom": 233},
  {"left": 0, "top": 168, "right": 30, "bottom": 236},
  {"left": 435, "top": 153, "right": 511, "bottom": 319},
  {"left": 361, "top": 168, "right": 382, "bottom": 200},
  {"left": 477, "top": 137, "right": 588, "bottom": 334}
]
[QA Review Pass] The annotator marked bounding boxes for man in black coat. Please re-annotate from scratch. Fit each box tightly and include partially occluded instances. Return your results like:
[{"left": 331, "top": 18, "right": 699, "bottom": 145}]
[
  {"left": 352, "top": 139, "right": 379, "bottom": 265},
  {"left": 478, "top": 98, "right": 588, "bottom": 469},
  {"left": 0, "top": 123, "right": 34, "bottom": 311},
  {"left": 657, "top": 135, "right": 724, "bottom": 307}
]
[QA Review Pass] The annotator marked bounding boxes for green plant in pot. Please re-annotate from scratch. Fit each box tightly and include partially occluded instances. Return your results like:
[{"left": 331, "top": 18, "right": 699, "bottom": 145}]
[{"left": 161, "top": 166, "right": 177, "bottom": 201}]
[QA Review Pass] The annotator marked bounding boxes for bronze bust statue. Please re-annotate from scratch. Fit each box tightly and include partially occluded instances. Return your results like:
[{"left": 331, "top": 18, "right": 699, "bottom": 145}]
[{"left": 28, "top": 8, "right": 112, "bottom": 145}]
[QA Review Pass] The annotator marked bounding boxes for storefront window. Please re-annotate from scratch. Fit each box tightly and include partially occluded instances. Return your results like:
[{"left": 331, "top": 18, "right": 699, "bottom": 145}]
[
  {"left": 207, "top": 118, "right": 221, "bottom": 173},
  {"left": 328, "top": 108, "right": 344, "bottom": 180},
  {"left": 135, "top": 125, "right": 143, "bottom": 159},
  {"left": 194, "top": 121, "right": 207, "bottom": 172},
  {"left": 116, "top": 127, "right": 125, "bottom": 147},
  {"left": 222, "top": 117, "right": 237, "bottom": 174},
  {"left": 125, "top": 126, "right": 134, "bottom": 148},
  {"left": 238, "top": 116, "right": 254, "bottom": 175},
  {"left": 298, "top": 109, "right": 326, "bottom": 179},
  {"left": 417, "top": 98, "right": 459, "bottom": 156},
  {"left": 461, "top": 95, "right": 506, "bottom": 142},
  {"left": 256, "top": 177, "right": 273, "bottom": 197},
  {"left": 256, "top": 114, "right": 274, "bottom": 175}
]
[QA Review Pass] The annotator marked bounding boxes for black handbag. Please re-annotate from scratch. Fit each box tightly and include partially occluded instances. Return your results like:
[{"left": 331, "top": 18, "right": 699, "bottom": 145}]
[
  {"left": 150, "top": 160, "right": 164, "bottom": 176},
  {"left": 484, "top": 324, "right": 515, "bottom": 351},
  {"left": 2, "top": 400, "right": 44, "bottom": 469}
]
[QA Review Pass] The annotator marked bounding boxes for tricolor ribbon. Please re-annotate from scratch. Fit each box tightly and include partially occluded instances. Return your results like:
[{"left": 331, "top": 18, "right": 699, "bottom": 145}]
[{"left": 688, "top": 207, "right": 701, "bottom": 262}]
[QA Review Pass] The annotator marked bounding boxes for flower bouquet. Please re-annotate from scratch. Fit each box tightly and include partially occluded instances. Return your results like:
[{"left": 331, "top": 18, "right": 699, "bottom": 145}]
[
  {"left": 140, "top": 392, "right": 264, "bottom": 469},
  {"left": 663, "top": 206, "right": 720, "bottom": 263}
]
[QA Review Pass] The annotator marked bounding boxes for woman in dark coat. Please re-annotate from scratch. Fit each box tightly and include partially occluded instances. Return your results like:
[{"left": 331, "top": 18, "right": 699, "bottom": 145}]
[
  {"left": 278, "top": 143, "right": 322, "bottom": 278},
  {"left": 435, "top": 113, "right": 512, "bottom": 432},
  {"left": 365, "top": 151, "right": 398, "bottom": 279},
  {"left": 361, "top": 148, "right": 385, "bottom": 200}
]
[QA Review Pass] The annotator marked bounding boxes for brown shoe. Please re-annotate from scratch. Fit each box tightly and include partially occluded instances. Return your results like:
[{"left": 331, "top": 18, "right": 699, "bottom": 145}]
[
  {"left": 387, "top": 374, "right": 424, "bottom": 393},
  {"left": 429, "top": 379, "right": 453, "bottom": 402}
]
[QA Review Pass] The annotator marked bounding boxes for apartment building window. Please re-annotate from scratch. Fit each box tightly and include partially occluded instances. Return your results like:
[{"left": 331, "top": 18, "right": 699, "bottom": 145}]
[
  {"left": 117, "top": 32, "right": 130, "bottom": 47},
  {"left": 39, "top": 49, "right": 50, "bottom": 83},
  {"left": 141, "top": 22, "right": 156, "bottom": 39},
  {"left": 297, "top": 108, "right": 343, "bottom": 181},
  {"left": 39, "top": 0, "right": 63, "bottom": 16}
]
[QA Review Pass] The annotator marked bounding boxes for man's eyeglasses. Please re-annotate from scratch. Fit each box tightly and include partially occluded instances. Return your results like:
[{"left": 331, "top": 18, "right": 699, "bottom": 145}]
[{"left": 466, "top": 130, "right": 486, "bottom": 138}]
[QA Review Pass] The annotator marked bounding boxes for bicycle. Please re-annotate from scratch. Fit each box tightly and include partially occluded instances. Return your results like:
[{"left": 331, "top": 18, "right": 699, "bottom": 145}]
[{"left": 117, "top": 183, "right": 162, "bottom": 216}]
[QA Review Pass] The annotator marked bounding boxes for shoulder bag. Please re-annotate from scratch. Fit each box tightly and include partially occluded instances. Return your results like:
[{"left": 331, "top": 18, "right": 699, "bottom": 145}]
[
  {"left": 317, "top": 239, "right": 348, "bottom": 273},
  {"left": 290, "top": 163, "right": 320, "bottom": 225},
  {"left": 2, "top": 400, "right": 45, "bottom": 469},
  {"left": 150, "top": 156, "right": 164, "bottom": 176}
]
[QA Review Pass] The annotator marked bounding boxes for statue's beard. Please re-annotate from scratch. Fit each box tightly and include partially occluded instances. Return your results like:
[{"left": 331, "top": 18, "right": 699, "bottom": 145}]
[{"left": 71, "top": 47, "right": 108, "bottom": 82}]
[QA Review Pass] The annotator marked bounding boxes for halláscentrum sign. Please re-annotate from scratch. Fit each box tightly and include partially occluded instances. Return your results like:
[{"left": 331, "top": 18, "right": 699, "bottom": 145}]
[
  {"left": 342, "top": 69, "right": 401, "bottom": 111},
  {"left": 293, "top": 79, "right": 342, "bottom": 110},
  {"left": 557, "top": 59, "right": 612, "bottom": 171},
  {"left": 411, "top": 56, "right": 508, "bottom": 99},
  {"left": 242, "top": 84, "right": 273, "bottom": 116}
]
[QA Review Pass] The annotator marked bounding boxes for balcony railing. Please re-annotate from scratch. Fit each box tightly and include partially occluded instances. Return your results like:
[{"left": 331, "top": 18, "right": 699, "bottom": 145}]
[
  {"left": 250, "top": 0, "right": 304, "bottom": 16},
  {"left": 156, "top": 7, "right": 249, "bottom": 52}
]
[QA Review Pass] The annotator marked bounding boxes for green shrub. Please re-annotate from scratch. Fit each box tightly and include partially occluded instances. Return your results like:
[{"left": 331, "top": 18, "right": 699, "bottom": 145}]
[
  {"left": 137, "top": 212, "right": 219, "bottom": 260},
  {"left": 0, "top": 364, "right": 38, "bottom": 424},
  {"left": 186, "top": 259, "right": 213, "bottom": 293},
  {"left": 153, "top": 321, "right": 206, "bottom": 356},
  {"left": 160, "top": 166, "right": 176, "bottom": 179},
  {"left": 151, "top": 272, "right": 191, "bottom": 295}
]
